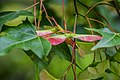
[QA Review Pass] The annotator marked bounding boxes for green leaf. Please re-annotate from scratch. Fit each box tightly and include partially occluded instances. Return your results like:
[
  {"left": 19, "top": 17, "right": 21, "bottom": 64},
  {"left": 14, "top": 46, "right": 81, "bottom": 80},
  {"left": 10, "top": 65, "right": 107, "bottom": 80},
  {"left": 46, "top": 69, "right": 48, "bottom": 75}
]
[
  {"left": 46, "top": 55, "right": 80, "bottom": 80},
  {"left": 77, "top": 68, "right": 101, "bottom": 79},
  {"left": 114, "top": 51, "right": 120, "bottom": 62},
  {"left": 40, "top": 69, "right": 58, "bottom": 80},
  {"left": 106, "top": 47, "right": 117, "bottom": 56},
  {"left": 49, "top": 42, "right": 71, "bottom": 61},
  {"left": 96, "top": 60, "right": 109, "bottom": 74},
  {"left": 76, "top": 42, "right": 94, "bottom": 54},
  {"left": 0, "top": 10, "right": 33, "bottom": 24},
  {"left": 77, "top": 60, "right": 109, "bottom": 79},
  {"left": 25, "top": 50, "right": 49, "bottom": 70},
  {"left": 46, "top": 55, "right": 71, "bottom": 79},
  {"left": 25, "top": 50, "right": 49, "bottom": 80},
  {"left": 76, "top": 53, "right": 94, "bottom": 70},
  {"left": 0, "top": 19, "right": 51, "bottom": 59},
  {"left": 103, "top": 72, "right": 120, "bottom": 80},
  {"left": 110, "top": 61, "right": 120, "bottom": 77},
  {"left": 86, "top": 28, "right": 120, "bottom": 50},
  {"left": 0, "top": 11, "right": 14, "bottom": 16},
  {"left": 94, "top": 49, "right": 106, "bottom": 62}
]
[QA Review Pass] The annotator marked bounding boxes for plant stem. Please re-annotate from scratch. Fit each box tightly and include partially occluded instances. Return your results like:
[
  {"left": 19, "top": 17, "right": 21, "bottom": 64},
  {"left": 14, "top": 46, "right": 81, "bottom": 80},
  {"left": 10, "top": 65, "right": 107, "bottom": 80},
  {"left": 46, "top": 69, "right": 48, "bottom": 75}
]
[
  {"left": 34, "top": 0, "right": 37, "bottom": 27},
  {"left": 85, "top": 16, "right": 94, "bottom": 35},
  {"left": 73, "top": 15, "right": 77, "bottom": 33},
  {"left": 84, "top": 1, "right": 110, "bottom": 16},
  {"left": 114, "top": 46, "right": 118, "bottom": 51},
  {"left": 72, "top": 42, "right": 77, "bottom": 80},
  {"left": 73, "top": 0, "right": 79, "bottom": 15},
  {"left": 72, "top": 0, "right": 79, "bottom": 79},
  {"left": 88, "top": 18, "right": 106, "bottom": 26},
  {"left": 98, "top": 14, "right": 116, "bottom": 32},
  {"left": 72, "top": 14, "right": 78, "bottom": 80},
  {"left": 77, "top": 0, "right": 116, "bottom": 32},
  {"left": 62, "top": 0, "right": 67, "bottom": 30},
  {"left": 35, "top": 60, "right": 39, "bottom": 80},
  {"left": 60, "top": 62, "right": 72, "bottom": 80},
  {"left": 77, "top": 0, "right": 89, "bottom": 9},
  {"left": 42, "top": 5, "right": 54, "bottom": 27},
  {"left": 23, "top": 2, "right": 39, "bottom": 10},
  {"left": 37, "top": 0, "right": 43, "bottom": 30}
]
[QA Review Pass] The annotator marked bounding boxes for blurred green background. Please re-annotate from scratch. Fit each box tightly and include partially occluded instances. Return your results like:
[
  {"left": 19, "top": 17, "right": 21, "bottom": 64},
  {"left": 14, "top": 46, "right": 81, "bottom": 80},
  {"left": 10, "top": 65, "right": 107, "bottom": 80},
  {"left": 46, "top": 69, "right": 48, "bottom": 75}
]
[
  {"left": 1, "top": 0, "right": 120, "bottom": 80},
  {"left": 0, "top": 0, "right": 35, "bottom": 80}
]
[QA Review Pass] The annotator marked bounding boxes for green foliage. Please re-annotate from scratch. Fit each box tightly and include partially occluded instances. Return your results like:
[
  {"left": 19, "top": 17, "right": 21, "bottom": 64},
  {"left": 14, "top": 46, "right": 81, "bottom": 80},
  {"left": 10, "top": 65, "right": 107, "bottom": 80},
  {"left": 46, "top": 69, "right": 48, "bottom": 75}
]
[
  {"left": 114, "top": 50, "right": 120, "bottom": 62},
  {"left": 0, "top": 10, "right": 33, "bottom": 31},
  {"left": 0, "top": 10, "right": 33, "bottom": 24},
  {"left": 118, "top": 0, "right": 120, "bottom": 2},
  {"left": 0, "top": 19, "right": 51, "bottom": 59},
  {"left": 49, "top": 42, "right": 71, "bottom": 61},
  {"left": 76, "top": 42, "right": 94, "bottom": 54},
  {"left": 0, "top": 0, "right": 120, "bottom": 80},
  {"left": 86, "top": 28, "right": 120, "bottom": 50},
  {"left": 77, "top": 60, "right": 109, "bottom": 79}
]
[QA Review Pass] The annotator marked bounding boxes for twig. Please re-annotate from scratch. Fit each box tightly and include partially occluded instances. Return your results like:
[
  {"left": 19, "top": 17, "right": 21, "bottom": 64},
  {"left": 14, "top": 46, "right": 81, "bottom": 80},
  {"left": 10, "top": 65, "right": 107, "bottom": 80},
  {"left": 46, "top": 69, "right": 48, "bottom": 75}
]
[
  {"left": 42, "top": 5, "right": 54, "bottom": 27},
  {"left": 73, "top": 15, "right": 77, "bottom": 33},
  {"left": 72, "top": 14, "right": 78, "bottom": 80},
  {"left": 72, "top": 40, "right": 77, "bottom": 80},
  {"left": 88, "top": 18, "right": 106, "bottom": 26},
  {"left": 73, "top": 0, "right": 79, "bottom": 15},
  {"left": 62, "top": 0, "right": 67, "bottom": 30},
  {"left": 77, "top": 0, "right": 89, "bottom": 9},
  {"left": 84, "top": 1, "right": 110, "bottom": 16},
  {"left": 77, "top": 0, "right": 116, "bottom": 32},
  {"left": 33, "top": 0, "right": 37, "bottom": 27},
  {"left": 60, "top": 62, "right": 72, "bottom": 80},
  {"left": 98, "top": 14, "right": 116, "bottom": 32},
  {"left": 50, "top": 17, "right": 63, "bottom": 30},
  {"left": 51, "top": 17, "right": 59, "bottom": 26},
  {"left": 23, "top": 2, "right": 39, "bottom": 10},
  {"left": 37, "top": 0, "right": 43, "bottom": 30},
  {"left": 78, "top": 13, "right": 84, "bottom": 18},
  {"left": 85, "top": 16, "right": 94, "bottom": 35},
  {"left": 72, "top": 0, "right": 79, "bottom": 79},
  {"left": 114, "top": 46, "right": 118, "bottom": 52}
]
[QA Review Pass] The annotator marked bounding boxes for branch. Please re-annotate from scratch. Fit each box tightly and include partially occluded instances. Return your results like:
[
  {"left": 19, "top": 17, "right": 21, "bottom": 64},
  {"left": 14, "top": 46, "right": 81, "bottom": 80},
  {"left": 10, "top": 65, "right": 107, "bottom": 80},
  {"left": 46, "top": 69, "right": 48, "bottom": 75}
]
[
  {"left": 98, "top": 14, "right": 116, "bottom": 32},
  {"left": 34, "top": 0, "right": 37, "bottom": 27},
  {"left": 77, "top": 0, "right": 116, "bottom": 32},
  {"left": 85, "top": 16, "right": 94, "bottom": 35},
  {"left": 72, "top": 14, "right": 78, "bottom": 80},
  {"left": 84, "top": 1, "right": 110, "bottom": 16},
  {"left": 23, "top": 2, "right": 39, "bottom": 10},
  {"left": 88, "top": 18, "right": 106, "bottom": 26},
  {"left": 73, "top": 0, "right": 79, "bottom": 16},
  {"left": 42, "top": 5, "right": 54, "bottom": 27},
  {"left": 77, "top": 0, "right": 89, "bottom": 9},
  {"left": 37, "top": 0, "right": 43, "bottom": 30},
  {"left": 62, "top": 0, "right": 67, "bottom": 30}
]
